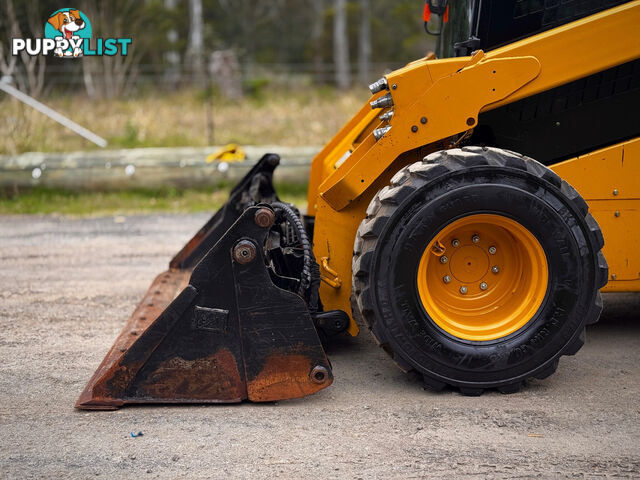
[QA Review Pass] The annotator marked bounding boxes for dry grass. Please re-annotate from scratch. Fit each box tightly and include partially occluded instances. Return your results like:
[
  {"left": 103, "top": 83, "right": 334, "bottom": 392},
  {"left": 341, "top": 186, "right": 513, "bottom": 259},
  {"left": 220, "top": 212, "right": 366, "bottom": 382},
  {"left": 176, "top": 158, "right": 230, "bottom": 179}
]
[{"left": 0, "top": 87, "right": 368, "bottom": 155}]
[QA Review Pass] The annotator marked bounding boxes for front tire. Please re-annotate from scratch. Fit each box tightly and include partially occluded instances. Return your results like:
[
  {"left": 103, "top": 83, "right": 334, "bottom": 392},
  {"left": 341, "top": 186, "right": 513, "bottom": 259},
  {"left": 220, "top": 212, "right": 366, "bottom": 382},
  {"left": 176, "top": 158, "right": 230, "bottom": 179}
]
[{"left": 351, "top": 147, "right": 608, "bottom": 394}]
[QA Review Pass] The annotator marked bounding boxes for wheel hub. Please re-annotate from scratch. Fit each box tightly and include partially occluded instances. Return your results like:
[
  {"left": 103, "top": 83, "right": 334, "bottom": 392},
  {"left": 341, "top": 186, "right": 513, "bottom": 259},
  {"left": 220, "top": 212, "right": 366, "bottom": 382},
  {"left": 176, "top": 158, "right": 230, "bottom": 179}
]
[
  {"left": 417, "top": 214, "right": 549, "bottom": 341},
  {"left": 449, "top": 245, "right": 489, "bottom": 283}
]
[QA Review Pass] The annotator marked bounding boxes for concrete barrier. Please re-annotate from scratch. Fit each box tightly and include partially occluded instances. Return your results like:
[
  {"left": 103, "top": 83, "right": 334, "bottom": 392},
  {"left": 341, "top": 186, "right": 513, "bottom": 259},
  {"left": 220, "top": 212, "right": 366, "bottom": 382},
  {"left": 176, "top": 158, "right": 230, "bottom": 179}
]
[{"left": 0, "top": 146, "right": 321, "bottom": 190}]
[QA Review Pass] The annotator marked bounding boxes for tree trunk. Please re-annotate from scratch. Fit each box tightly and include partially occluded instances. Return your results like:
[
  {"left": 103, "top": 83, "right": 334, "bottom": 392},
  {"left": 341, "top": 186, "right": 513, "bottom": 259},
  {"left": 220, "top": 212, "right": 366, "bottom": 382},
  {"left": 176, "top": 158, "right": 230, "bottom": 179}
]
[
  {"left": 187, "top": 0, "right": 205, "bottom": 88},
  {"left": 311, "top": 0, "right": 326, "bottom": 84},
  {"left": 333, "top": 0, "right": 350, "bottom": 90},
  {"left": 357, "top": 0, "right": 371, "bottom": 85},
  {"left": 164, "top": 0, "right": 181, "bottom": 88}
]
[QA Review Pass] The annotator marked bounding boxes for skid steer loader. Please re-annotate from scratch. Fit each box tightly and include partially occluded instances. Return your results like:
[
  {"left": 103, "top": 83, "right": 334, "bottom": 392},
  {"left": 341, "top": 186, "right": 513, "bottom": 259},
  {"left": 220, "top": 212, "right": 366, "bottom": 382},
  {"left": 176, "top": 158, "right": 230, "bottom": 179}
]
[{"left": 77, "top": 0, "right": 640, "bottom": 409}]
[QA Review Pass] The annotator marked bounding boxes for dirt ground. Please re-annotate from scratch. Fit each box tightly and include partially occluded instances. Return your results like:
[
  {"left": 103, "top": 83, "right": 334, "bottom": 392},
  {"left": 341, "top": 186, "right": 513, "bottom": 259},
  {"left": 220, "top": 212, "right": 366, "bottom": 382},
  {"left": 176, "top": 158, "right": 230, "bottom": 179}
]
[{"left": 1, "top": 213, "right": 639, "bottom": 479}]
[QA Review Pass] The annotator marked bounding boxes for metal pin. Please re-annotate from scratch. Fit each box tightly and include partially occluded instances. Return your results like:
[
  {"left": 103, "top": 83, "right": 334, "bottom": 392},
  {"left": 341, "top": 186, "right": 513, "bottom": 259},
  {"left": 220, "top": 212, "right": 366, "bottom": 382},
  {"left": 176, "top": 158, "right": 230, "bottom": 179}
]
[
  {"left": 460, "top": 286, "right": 468, "bottom": 294},
  {"left": 472, "top": 235, "right": 480, "bottom": 244},
  {"left": 443, "top": 275, "right": 451, "bottom": 284},
  {"left": 492, "top": 266, "right": 499, "bottom": 274},
  {"left": 373, "top": 126, "right": 391, "bottom": 140},
  {"left": 488, "top": 246, "right": 497, "bottom": 254},
  {"left": 370, "top": 93, "right": 394, "bottom": 109},
  {"left": 480, "top": 282, "right": 488, "bottom": 291},
  {"left": 369, "top": 77, "right": 389, "bottom": 94},
  {"left": 379, "top": 110, "right": 394, "bottom": 122},
  {"left": 440, "top": 255, "right": 448, "bottom": 264},
  {"left": 452, "top": 239, "right": 460, "bottom": 248}
]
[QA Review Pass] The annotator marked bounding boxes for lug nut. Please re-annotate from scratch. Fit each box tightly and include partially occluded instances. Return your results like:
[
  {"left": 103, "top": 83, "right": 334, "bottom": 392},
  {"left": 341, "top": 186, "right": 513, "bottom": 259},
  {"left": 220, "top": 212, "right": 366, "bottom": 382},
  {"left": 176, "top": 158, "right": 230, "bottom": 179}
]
[
  {"left": 488, "top": 246, "right": 497, "bottom": 255},
  {"left": 369, "top": 77, "right": 389, "bottom": 94},
  {"left": 492, "top": 265, "right": 499, "bottom": 274},
  {"left": 472, "top": 235, "right": 480, "bottom": 244},
  {"left": 440, "top": 255, "right": 448, "bottom": 264},
  {"left": 443, "top": 275, "right": 451, "bottom": 284},
  {"left": 373, "top": 126, "right": 391, "bottom": 140},
  {"left": 370, "top": 93, "right": 394, "bottom": 109},
  {"left": 480, "top": 282, "right": 488, "bottom": 291},
  {"left": 451, "top": 239, "right": 460, "bottom": 248},
  {"left": 460, "top": 286, "right": 468, "bottom": 294}
]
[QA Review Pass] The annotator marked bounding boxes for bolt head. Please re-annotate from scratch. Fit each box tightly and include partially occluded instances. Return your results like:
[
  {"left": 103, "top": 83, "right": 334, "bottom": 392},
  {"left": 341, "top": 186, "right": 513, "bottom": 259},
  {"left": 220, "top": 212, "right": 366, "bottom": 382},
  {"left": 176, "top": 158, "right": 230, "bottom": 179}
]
[
  {"left": 233, "top": 240, "right": 257, "bottom": 264},
  {"left": 420, "top": 116, "right": 428, "bottom": 124},
  {"left": 254, "top": 208, "right": 275, "bottom": 228},
  {"left": 411, "top": 125, "right": 418, "bottom": 133},
  {"left": 614, "top": 211, "right": 620, "bottom": 217},
  {"left": 472, "top": 235, "right": 480, "bottom": 244},
  {"left": 440, "top": 255, "right": 448, "bottom": 264},
  {"left": 613, "top": 189, "right": 619, "bottom": 196},
  {"left": 488, "top": 246, "right": 497, "bottom": 255},
  {"left": 480, "top": 282, "right": 488, "bottom": 291},
  {"left": 451, "top": 239, "right": 460, "bottom": 248},
  {"left": 443, "top": 275, "right": 451, "bottom": 284},
  {"left": 459, "top": 286, "right": 468, "bottom": 294},
  {"left": 491, "top": 265, "right": 499, "bottom": 274},
  {"left": 310, "top": 365, "right": 330, "bottom": 384}
]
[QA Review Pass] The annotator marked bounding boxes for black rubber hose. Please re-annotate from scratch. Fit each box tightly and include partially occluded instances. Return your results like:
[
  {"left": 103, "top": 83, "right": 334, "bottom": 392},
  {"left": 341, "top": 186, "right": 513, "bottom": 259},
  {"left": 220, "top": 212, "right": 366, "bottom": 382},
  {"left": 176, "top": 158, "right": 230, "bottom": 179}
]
[{"left": 271, "top": 202, "right": 313, "bottom": 298}]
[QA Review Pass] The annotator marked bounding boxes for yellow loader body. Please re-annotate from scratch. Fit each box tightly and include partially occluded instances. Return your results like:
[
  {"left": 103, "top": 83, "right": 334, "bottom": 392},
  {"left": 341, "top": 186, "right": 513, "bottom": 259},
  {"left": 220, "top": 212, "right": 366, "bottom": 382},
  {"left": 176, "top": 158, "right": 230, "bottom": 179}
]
[{"left": 308, "top": 2, "right": 640, "bottom": 335}]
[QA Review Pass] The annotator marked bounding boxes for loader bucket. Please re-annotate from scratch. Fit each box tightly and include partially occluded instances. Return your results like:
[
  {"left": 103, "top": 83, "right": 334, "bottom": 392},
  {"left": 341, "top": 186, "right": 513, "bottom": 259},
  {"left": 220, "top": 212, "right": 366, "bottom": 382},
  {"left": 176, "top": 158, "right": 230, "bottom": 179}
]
[{"left": 76, "top": 155, "right": 333, "bottom": 410}]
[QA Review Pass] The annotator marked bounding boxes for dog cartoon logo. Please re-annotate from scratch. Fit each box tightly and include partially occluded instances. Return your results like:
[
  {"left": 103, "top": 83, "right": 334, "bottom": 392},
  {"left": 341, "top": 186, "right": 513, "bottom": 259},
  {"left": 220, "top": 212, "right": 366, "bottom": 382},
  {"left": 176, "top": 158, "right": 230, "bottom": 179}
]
[
  {"left": 44, "top": 8, "right": 92, "bottom": 57},
  {"left": 12, "top": 8, "right": 130, "bottom": 58}
]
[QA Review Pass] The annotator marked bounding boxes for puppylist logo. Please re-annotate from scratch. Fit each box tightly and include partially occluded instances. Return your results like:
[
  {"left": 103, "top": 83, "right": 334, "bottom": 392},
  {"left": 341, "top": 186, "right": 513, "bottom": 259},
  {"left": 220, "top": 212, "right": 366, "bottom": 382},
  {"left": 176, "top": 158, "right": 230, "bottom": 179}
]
[{"left": 12, "top": 8, "right": 132, "bottom": 58}]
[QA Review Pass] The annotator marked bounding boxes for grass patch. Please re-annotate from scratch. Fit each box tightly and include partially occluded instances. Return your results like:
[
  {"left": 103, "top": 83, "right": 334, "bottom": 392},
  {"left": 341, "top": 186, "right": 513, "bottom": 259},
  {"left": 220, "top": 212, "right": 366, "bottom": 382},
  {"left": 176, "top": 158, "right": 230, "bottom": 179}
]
[
  {"left": 0, "top": 184, "right": 309, "bottom": 217},
  {"left": 0, "top": 87, "right": 368, "bottom": 155}
]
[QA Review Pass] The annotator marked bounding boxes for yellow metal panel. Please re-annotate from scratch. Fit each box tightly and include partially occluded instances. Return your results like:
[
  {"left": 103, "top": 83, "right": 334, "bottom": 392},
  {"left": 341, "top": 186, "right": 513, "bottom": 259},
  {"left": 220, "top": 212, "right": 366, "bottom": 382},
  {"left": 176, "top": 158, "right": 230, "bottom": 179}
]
[
  {"left": 320, "top": 53, "right": 541, "bottom": 211},
  {"left": 551, "top": 138, "right": 640, "bottom": 200},
  {"left": 551, "top": 137, "right": 640, "bottom": 289},
  {"left": 314, "top": 151, "right": 424, "bottom": 336}
]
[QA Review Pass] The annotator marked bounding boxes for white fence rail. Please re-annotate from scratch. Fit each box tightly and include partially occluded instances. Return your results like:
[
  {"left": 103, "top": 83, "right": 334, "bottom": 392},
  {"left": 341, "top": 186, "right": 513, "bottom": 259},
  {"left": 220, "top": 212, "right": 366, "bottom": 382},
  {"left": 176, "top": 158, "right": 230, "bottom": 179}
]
[{"left": 0, "top": 146, "right": 320, "bottom": 190}]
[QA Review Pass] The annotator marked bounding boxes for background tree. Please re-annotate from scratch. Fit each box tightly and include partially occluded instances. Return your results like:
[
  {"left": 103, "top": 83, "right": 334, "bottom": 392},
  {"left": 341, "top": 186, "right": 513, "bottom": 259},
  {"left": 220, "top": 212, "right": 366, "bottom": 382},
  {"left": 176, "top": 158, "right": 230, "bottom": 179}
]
[
  {"left": 333, "top": 0, "right": 350, "bottom": 90},
  {"left": 357, "top": 0, "right": 371, "bottom": 85},
  {"left": 0, "top": 0, "right": 434, "bottom": 97},
  {"left": 79, "top": 0, "right": 171, "bottom": 98},
  {"left": 187, "top": 0, "right": 205, "bottom": 87},
  {"left": 0, "top": 0, "right": 53, "bottom": 97}
]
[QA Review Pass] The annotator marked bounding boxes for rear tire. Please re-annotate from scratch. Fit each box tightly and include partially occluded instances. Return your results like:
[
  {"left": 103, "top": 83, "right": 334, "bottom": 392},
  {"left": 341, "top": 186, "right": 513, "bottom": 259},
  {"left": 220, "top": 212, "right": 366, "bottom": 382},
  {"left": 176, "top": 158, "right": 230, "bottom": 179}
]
[{"left": 351, "top": 147, "right": 607, "bottom": 394}]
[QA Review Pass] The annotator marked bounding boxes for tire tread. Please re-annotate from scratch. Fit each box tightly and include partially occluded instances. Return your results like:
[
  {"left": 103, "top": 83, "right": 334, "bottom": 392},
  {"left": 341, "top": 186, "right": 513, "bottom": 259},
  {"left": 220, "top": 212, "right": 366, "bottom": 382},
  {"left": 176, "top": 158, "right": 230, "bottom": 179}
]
[{"left": 351, "top": 146, "right": 607, "bottom": 395}]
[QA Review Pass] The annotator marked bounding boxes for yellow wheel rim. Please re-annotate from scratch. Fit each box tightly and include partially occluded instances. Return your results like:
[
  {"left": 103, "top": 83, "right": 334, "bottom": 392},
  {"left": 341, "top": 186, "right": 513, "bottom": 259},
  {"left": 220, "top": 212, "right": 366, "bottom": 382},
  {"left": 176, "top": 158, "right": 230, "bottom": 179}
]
[{"left": 417, "top": 214, "right": 548, "bottom": 342}]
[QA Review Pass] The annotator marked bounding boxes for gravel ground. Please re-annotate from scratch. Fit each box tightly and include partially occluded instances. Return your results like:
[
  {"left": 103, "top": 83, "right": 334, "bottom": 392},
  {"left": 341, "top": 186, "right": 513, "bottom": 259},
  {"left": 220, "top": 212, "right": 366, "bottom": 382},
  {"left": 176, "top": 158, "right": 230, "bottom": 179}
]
[{"left": 1, "top": 214, "right": 639, "bottom": 479}]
